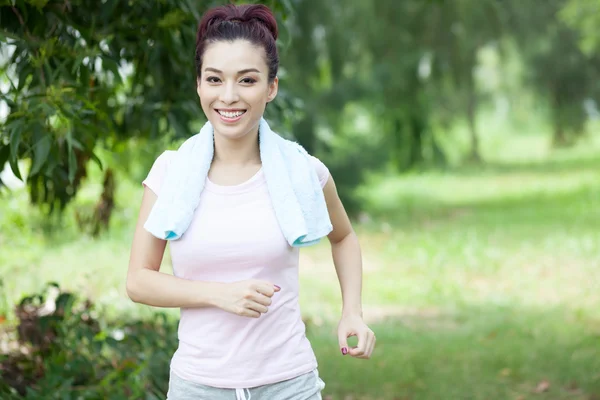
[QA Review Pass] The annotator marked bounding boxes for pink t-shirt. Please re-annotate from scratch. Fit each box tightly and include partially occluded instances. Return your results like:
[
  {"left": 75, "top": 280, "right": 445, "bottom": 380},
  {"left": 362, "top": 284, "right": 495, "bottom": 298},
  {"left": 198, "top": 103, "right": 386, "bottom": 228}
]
[{"left": 142, "top": 150, "right": 330, "bottom": 389}]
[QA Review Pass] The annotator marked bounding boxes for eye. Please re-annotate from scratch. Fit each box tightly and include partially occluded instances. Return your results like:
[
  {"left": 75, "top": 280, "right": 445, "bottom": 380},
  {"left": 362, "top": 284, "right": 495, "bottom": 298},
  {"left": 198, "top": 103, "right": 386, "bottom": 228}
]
[
  {"left": 206, "top": 76, "right": 221, "bottom": 83},
  {"left": 240, "top": 77, "right": 257, "bottom": 84}
]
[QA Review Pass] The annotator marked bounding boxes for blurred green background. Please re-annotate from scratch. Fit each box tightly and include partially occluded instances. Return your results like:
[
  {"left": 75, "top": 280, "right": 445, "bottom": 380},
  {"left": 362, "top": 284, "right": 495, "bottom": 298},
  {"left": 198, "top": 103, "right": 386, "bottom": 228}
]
[{"left": 1, "top": 0, "right": 599, "bottom": 399}]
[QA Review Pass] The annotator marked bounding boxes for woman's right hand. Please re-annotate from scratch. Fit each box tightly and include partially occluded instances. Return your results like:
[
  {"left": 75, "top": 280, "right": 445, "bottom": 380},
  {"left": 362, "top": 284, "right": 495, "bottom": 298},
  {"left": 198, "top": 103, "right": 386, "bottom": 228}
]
[{"left": 214, "top": 280, "right": 281, "bottom": 318}]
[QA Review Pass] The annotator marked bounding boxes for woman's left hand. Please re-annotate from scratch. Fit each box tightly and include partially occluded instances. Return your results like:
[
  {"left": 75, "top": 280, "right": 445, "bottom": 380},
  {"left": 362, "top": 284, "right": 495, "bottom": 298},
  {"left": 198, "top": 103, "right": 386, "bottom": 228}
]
[{"left": 337, "top": 313, "right": 376, "bottom": 359}]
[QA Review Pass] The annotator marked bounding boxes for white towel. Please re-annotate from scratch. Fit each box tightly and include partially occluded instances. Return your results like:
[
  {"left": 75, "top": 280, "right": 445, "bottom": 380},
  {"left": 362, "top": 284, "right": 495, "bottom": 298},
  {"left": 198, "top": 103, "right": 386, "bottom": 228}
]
[{"left": 143, "top": 117, "right": 333, "bottom": 247}]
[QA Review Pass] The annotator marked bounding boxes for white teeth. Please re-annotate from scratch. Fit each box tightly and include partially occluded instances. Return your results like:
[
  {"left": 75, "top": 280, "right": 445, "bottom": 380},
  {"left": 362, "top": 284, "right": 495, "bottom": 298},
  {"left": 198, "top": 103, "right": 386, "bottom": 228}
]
[{"left": 218, "top": 110, "right": 245, "bottom": 118}]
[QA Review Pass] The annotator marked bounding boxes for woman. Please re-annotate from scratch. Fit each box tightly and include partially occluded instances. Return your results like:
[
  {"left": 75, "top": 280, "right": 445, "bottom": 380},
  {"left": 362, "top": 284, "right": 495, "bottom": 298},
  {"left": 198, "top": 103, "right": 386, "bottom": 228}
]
[{"left": 127, "top": 3, "right": 375, "bottom": 399}]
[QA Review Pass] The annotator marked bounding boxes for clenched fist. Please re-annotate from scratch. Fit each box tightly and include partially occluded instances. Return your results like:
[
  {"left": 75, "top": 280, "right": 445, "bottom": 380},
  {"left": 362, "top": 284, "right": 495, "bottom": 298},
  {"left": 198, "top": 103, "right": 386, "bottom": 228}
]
[{"left": 215, "top": 280, "right": 281, "bottom": 318}]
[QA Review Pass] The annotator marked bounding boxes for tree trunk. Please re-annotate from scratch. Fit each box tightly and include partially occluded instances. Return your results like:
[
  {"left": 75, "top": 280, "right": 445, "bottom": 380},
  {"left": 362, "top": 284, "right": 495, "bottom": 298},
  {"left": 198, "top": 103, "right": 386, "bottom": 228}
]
[
  {"left": 552, "top": 123, "right": 568, "bottom": 147},
  {"left": 431, "top": 132, "right": 447, "bottom": 167},
  {"left": 408, "top": 112, "right": 424, "bottom": 167},
  {"left": 391, "top": 117, "right": 405, "bottom": 170},
  {"left": 551, "top": 92, "right": 570, "bottom": 147},
  {"left": 466, "top": 86, "right": 481, "bottom": 163},
  {"left": 91, "top": 168, "right": 115, "bottom": 237}
]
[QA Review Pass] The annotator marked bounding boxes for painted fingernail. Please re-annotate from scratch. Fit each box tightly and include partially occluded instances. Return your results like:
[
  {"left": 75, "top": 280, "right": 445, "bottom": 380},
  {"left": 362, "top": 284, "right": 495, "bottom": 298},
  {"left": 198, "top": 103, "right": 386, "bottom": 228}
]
[
  {"left": 274, "top": 285, "right": 281, "bottom": 290},
  {"left": 341, "top": 347, "right": 348, "bottom": 355}
]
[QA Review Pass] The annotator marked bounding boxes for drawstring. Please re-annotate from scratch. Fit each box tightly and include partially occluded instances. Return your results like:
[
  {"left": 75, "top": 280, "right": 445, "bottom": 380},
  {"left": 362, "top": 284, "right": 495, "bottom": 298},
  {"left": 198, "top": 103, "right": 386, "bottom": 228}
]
[{"left": 235, "top": 388, "right": 251, "bottom": 400}]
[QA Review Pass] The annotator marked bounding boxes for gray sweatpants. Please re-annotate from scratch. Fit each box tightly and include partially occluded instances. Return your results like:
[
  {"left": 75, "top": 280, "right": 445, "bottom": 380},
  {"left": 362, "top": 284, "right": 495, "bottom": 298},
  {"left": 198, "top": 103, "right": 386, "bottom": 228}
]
[{"left": 166, "top": 369, "right": 326, "bottom": 400}]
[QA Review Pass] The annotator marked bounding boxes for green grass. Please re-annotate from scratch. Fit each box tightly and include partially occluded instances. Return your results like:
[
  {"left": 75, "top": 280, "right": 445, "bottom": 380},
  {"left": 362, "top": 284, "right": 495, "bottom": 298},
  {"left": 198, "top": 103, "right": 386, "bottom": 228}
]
[
  {"left": 1, "top": 130, "right": 600, "bottom": 399},
  {"left": 312, "top": 309, "right": 600, "bottom": 399}
]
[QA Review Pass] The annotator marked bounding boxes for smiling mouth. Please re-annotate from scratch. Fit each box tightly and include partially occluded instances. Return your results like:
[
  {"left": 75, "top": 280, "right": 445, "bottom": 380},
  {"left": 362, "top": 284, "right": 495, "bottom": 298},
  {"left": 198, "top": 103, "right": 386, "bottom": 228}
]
[{"left": 216, "top": 109, "right": 247, "bottom": 118}]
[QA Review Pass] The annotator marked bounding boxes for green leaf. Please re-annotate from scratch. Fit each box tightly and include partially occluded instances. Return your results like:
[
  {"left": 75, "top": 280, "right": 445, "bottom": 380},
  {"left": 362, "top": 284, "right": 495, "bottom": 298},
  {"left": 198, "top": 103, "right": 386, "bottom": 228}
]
[
  {"left": 0, "top": 143, "right": 10, "bottom": 167},
  {"left": 0, "top": 28, "right": 19, "bottom": 42},
  {"left": 8, "top": 155, "right": 22, "bottom": 181},
  {"left": 9, "top": 122, "right": 22, "bottom": 159},
  {"left": 30, "top": 131, "right": 52, "bottom": 176},
  {"left": 0, "top": 93, "right": 17, "bottom": 109},
  {"left": 157, "top": 10, "right": 188, "bottom": 29},
  {"left": 89, "top": 151, "right": 103, "bottom": 170},
  {"left": 102, "top": 57, "right": 122, "bottom": 84},
  {"left": 26, "top": 0, "right": 50, "bottom": 10},
  {"left": 67, "top": 135, "right": 84, "bottom": 151},
  {"left": 17, "top": 63, "right": 33, "bottom": 91},
  {"left": 68, "top": 141, "right": 76, "bottom": 184}
]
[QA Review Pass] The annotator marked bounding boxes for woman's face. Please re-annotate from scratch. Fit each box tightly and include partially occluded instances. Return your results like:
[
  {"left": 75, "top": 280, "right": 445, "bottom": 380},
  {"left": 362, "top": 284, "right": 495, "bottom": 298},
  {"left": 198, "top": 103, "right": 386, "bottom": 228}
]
[{"left": 197, "top": 39, "right": 278, "bottom": 140}]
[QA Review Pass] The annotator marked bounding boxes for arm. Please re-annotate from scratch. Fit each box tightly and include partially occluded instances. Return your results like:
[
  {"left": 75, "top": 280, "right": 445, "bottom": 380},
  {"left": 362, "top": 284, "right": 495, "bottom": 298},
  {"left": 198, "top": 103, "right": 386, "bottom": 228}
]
[
  {"left": 126, "top": 186, "right": 222, "bottom": 308},
  {"left": 126, "top": 186, "right": 279, "bottom": 317},
  {"left": 323, "top": 177, "right": 363, "bottom": 317},
  {"left": 323, "top": 175, "right": 376, "bottom": 359}
]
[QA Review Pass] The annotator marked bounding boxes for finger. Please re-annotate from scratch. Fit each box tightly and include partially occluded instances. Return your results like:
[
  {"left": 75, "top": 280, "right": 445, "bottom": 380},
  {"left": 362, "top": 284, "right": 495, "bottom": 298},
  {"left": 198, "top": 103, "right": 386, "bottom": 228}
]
[
  {"left": 253, "top": 294, "right": 273, "bottom": 307},
  {"left": 369, "top": 333, "right": 377, "bottom": 358},
  {"left": 244, "top": 309, "right": 261, "bottom": 318},
  {"left": 338, "top": 330, "right": 350, "bottom": 356},
  {"left": 349, "top": 331, "right": 368, "bottom": 357},
  {"left": 247, "top": 301, "right": 269, "bottom": 315},
  {"left": 361, "top": 333, "right": 375, "bottom": 359},
  {"left": 255, "top": 283, "right": 277, "bottom": 297},
  {"left": 244, "top": 289, "right": 269, "bottom": 306},
  {"left": 237, "top": 306, "right": 260, "bottom": 318}
]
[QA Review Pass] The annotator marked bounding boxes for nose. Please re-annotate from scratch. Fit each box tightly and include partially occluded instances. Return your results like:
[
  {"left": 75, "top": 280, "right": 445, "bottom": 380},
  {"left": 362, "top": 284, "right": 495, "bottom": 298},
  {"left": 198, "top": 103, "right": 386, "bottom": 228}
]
[{"left": 219, "top": 81, "right": 239, "bottom": 104}]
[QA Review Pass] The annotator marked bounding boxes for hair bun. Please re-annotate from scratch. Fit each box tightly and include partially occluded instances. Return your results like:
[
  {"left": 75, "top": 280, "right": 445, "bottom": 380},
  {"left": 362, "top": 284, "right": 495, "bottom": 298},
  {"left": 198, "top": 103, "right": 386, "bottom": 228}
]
[
  {"left": 197, "top": 4, "right": 278, "bottom": 43},
  {"left": 238, "top": 4, "right": 278, "bottom": 41}
]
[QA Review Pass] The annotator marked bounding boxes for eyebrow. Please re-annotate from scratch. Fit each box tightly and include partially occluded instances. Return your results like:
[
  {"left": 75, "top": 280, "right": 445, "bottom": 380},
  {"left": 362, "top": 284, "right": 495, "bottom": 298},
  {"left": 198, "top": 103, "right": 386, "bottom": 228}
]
[{"left": 204, "top": 67, "right": 261, "bottom": 74}]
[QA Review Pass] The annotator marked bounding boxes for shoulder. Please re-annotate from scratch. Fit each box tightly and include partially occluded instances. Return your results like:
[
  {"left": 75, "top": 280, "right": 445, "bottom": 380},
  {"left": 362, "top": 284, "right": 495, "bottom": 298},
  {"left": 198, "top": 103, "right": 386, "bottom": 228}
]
[
  {"left": 307, "top": 154, "right": 330, "bottom": 189},
  {"left": 149, "top": 150, "right": 177, "bottom": 176},
  {"left": 154, "top": 150, "right": 176, "bottom": 167},
  {"left": 142, "top": 150, "right": 176, "bottom": 195}
]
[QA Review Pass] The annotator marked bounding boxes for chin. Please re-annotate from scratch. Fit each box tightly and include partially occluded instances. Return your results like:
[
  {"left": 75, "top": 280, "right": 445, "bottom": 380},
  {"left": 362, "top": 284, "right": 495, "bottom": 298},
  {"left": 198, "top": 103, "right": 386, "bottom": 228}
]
[
  {"left": 211, "top": 121, "right": 253, "bottom": 141},
  {"left": 210, "top": 115, "right": 260, "bottom": 140}
]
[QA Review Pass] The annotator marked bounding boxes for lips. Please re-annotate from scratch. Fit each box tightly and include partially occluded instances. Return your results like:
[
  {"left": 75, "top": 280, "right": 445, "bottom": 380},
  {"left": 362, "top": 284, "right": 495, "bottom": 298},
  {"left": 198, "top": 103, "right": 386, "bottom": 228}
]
[
  {"left": 215, "top": 108, "right": 246, "bottom": 124},
  {"left": 216, "top": 109, "right": 246, "bottom": 118}
]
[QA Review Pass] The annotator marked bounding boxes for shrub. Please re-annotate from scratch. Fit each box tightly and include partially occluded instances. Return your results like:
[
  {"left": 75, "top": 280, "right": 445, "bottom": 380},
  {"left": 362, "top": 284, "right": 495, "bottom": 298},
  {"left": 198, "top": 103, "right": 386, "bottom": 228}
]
[{"left": 0, "top": 283, "right": 177, "bottom": 399}]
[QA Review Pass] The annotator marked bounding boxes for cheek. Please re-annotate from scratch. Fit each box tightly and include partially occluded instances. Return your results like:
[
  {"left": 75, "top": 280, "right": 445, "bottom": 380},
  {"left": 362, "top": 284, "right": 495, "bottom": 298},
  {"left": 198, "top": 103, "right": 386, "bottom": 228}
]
[
  {"left": 198, "top": 86, "right": 215, "bottom": 106},
  {"left": 245, "top": 88, "right": 270, "bottom": 105}
]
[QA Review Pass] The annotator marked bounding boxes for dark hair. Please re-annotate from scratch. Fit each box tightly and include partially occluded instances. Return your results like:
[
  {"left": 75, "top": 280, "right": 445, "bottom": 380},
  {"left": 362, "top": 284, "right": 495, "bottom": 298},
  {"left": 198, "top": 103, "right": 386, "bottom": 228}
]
[{"left": 195, "top": 4, "right": 279, "bottom": 82}]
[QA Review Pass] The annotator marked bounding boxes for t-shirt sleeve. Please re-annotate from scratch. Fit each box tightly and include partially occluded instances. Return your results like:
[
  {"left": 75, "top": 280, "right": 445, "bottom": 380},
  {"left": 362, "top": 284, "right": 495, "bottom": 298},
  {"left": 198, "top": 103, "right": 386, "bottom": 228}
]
[
  {"left": 142, "top": 150, "right": 174, "bottom": 196},
  {"left": 309, "top": 155, "right": 331, "bottom": 189}
]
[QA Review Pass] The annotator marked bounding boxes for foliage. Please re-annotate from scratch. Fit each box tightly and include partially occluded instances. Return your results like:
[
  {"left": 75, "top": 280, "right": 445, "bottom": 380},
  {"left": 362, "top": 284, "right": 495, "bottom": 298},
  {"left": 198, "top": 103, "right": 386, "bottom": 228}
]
[
  {"left": 1, "top": 0, "right": 599, "bottom": 221},
  {"left": 560, "top": 0, "right": 600, "bottom": 55},
  {"left": 425, "top": 0, "right": 507, "bottom": 162},
  {"left": 0, "top": 0, "right": 291, "bottom": 212},
  {"left": 503, "top": 0, "right": 600, "bottom": 146},
  {"left": 0, "top": 282, "right": 177, "bottom": 399}
]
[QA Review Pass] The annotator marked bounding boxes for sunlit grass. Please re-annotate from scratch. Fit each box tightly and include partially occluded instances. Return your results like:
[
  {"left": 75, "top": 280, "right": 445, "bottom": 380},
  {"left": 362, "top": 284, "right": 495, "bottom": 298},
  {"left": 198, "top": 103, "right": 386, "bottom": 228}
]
[{"left": 1, "top": 126, "right": 599, "bottom": 398}]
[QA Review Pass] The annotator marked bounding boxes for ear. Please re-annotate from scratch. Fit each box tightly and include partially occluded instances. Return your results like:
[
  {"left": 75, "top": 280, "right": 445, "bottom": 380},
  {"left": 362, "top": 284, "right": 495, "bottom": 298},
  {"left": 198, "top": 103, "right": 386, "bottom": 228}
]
[
  {"left": 266, "top": 76, "right": 279, "bottom": 103},
  {"left": 196, "top": 76, "right": 202, "bottom": 95}
]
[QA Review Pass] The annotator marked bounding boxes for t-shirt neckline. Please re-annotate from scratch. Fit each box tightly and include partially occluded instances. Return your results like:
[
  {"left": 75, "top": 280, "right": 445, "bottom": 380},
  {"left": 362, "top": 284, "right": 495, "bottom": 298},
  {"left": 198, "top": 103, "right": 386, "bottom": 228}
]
[{"left": 205, "top": 168, "right": 265, "bottom": 194}]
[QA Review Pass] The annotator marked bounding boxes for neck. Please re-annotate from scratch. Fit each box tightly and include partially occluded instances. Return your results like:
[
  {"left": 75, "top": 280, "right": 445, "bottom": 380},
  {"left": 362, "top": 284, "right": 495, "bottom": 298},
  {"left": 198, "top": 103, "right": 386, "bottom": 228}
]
[{"left": 212, "top": 126, "right": 261, "bottom": 166}]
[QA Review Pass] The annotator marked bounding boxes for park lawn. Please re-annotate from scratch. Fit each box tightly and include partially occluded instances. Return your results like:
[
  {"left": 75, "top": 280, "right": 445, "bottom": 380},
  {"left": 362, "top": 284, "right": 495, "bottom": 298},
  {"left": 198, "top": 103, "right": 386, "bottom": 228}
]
[
  {"left": 1, "top": 140, "right": 599, "bottom": 399},
  {"left": 302, "top": 150, "right": 600, "bottom": 399}
]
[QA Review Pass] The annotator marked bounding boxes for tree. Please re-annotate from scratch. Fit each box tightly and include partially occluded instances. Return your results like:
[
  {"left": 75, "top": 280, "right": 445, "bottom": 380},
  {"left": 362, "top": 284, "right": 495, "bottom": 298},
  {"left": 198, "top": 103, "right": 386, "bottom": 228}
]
[
  {"left": 426, "top": 0, "right": 506, "bottom": 162},
  {"left": 276, "top": 0, "right": 386, "bottom": 214},
  {"left": 0, "top": 0, "right": 290, "bottom": 219},
  {"left": 505, "top": 0, "right": 600, "bottom": 146},
  {"left": 560, "top": 0, "right": 600, "bottom": 55},
  {"left": 348, "top": 0, "right": 445, "bottom": 169}
]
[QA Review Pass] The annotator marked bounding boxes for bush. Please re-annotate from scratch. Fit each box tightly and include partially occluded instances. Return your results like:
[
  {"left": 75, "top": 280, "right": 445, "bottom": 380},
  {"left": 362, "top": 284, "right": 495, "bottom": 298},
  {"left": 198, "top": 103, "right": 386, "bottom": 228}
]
[{"left": 0, "top": 283, "right": 177, "bottom": 399}]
